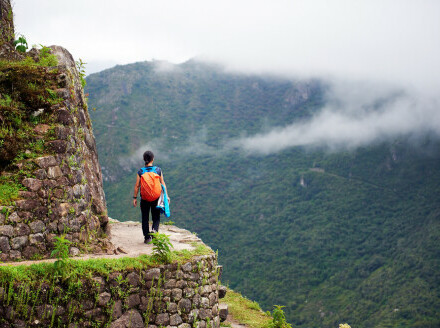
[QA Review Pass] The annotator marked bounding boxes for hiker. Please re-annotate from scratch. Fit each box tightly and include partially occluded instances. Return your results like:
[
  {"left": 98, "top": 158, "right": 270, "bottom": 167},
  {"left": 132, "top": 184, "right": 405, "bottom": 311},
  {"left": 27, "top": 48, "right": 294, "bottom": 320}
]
[{"left": 132, "top": 150, "right": 170, "bottom": 244}]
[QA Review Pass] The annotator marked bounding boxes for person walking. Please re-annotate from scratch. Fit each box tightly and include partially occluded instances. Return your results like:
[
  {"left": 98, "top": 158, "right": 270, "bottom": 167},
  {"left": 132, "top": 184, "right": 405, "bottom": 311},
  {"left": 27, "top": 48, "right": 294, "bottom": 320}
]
[{"left": 132, "top": 150, "right": 170, "bottom": 244}]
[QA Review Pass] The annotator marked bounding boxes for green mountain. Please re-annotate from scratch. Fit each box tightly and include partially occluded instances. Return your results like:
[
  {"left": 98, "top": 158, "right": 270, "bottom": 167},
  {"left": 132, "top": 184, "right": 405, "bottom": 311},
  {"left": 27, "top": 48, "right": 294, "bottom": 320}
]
[{"left": 86, "top": 60, "right": 440, "bottom": 328}]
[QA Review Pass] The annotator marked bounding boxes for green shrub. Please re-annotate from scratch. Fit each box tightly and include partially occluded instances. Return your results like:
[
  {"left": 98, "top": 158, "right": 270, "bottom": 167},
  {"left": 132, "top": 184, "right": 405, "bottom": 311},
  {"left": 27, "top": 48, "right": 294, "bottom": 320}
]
[
  {"left": 38, "top": 45, "right": 58, "bottom": 67},
  {"left": 151, "top": 232, "right": 173, "bottom": 263},
  {"left": 51, "top": 235, "right": 72, "bottom": 276},
  {"left": 0, "top": 94, "right": 13, "bottom": 107},
  {"left": 13, "top": 35, "right": 28, "bottom": 53},
  {"left": 76, "top": 58, "right": 87, "bottom": 88},
  {"left": 267, "top": 305, "right": 292, "bottom": 328}
]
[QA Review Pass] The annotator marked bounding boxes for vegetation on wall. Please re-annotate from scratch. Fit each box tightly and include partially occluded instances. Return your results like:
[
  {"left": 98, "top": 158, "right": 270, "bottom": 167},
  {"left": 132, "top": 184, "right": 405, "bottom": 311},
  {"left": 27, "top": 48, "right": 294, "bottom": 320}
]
[
  {"left": 0, "top": 243, "right": 213, "bottom": 327},
  {"left": 0, "top": 52, "right": 62, "bottom": 205}
]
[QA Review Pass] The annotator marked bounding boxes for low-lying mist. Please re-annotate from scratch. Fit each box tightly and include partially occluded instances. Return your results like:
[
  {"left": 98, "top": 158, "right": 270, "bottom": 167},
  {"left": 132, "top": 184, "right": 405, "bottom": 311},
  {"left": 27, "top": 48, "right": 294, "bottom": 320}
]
[
  {"left": 119, "top": 78, "right": 440, "bottom": 170},
  {"left": 233, "top": 80, "right": 440, "bottom": 154}
]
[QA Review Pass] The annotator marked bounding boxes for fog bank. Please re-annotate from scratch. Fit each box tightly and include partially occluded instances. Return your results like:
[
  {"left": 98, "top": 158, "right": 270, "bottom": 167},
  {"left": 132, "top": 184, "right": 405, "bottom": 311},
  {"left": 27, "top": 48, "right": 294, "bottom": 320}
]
[{"left": 233, "top": 80, "right": 440, "bottom": 154}]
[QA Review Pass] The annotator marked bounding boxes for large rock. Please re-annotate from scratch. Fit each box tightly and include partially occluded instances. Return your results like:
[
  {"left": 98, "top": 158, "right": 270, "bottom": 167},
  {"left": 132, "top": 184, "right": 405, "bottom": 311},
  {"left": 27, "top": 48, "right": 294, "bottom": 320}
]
[
  {"left": 35, "top": 156, "right": 58, "bottom": 169},
  {"left": 155, "top": 313, "right": 170, "bottom": 326},
  {"left": 29, "top": 221, "right": 45, "bottom": 233},
  {"left": 110, "top": 309, "right": 144, "bottom": 328},
  {"left": 21, "top": 178, "right": 43, "bottom": 192},
  {"left": 178, "top": 298, "right": 192, "bottom": 314},
  {"left": 11, "top": 236, "right": 27, "bottom": 249},
  {"left": 0, "top": 225, "right": 13, "bottom": 237},
  {"left": 50, "top": 45, "right": 76, "bottom": 69},
  {"left": 0, "top": 236, "right": 10, "bottom": 252},
  {"left": 98, "top": 292, "right": 111, "bottom": 307},
  {"left": 14, "top": 223, "right": 30, "bottom": 236},
  {"left": 219, "top": 304, "right": 228, "bottom": 322},
  {"left": 47, "top": 166, "right": 63, "bottom": 178},
  {"left": 218, "top": 285, "right": 227, "bottom": 299},
  {"left": 170, "top": 314, "right": 183, "bottom": 326},
  {"left": 15, "top": 200, "right": 40, "bottom": 211},
  {"left": 143, "top": 268, "right": 161, "bottom": 281},
  {"left": 126, "top": 272, "right": 140, "bottom": 287}
]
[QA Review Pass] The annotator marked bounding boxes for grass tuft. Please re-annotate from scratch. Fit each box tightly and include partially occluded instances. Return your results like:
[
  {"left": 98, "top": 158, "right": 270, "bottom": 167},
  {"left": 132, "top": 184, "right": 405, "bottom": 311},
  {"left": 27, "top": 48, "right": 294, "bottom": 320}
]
[
  {"left": 0, "top": 180, "right": 24, "bottom": 205},
  {"left": 222, "top": 288, "right": 272, "bottom": 328},
  {"left": 0, "top": 242, "right": 214, "bottom": 285}
]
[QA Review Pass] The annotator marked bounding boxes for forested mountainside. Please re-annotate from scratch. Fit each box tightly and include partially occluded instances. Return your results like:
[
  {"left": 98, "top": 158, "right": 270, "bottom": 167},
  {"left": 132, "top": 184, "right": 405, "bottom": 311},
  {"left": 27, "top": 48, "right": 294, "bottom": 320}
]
[{"left": 86, "top": 60, "right": 440, "bottom": 328}]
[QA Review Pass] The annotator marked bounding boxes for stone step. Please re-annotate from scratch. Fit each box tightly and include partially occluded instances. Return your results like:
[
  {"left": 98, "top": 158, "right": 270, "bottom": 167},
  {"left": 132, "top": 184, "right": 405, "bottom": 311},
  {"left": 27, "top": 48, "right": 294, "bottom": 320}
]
[
  {"left": 219, "top": 303, "right": 228, "bottom": 322},
  {"left": 218, "top": 285, "right": 227, "bottom": 299}
]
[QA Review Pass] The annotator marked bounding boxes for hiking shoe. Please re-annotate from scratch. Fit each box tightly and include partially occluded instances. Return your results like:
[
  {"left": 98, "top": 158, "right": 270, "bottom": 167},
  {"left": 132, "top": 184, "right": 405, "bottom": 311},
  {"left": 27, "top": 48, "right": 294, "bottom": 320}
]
[{"left": 144, "top": 237, "right": 152, "bottom": 244}]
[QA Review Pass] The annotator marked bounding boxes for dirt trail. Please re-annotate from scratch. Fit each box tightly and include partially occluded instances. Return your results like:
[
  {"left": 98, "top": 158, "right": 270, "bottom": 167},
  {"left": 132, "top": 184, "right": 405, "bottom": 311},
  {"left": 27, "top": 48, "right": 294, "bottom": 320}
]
[
  {"left": 107, "top": 219, "right": 203, "bottom": 258},
  {"left": 224, "top": 313, "right": 249, "bottom": 328},
  {"left": 0, "top": 220, "right": 203, "bottom": 266}
]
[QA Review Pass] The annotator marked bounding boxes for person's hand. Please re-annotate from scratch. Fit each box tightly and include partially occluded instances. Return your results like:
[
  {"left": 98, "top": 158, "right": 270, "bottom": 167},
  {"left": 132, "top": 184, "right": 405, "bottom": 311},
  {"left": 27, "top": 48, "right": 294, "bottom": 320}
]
[
  {"left": 133, "top": 198, "right": 137, "bottom": 207},
  {"left": 167, "top": 197, "right": 171, "bottom": 204}
]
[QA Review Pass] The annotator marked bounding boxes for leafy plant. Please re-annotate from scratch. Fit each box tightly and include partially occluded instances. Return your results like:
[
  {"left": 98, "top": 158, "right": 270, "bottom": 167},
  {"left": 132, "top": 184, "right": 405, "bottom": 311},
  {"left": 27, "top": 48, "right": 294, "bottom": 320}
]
[
  {"left": 267, "top": 306, "right": 292, "bottom": 328},
  {"left": 38, "top": 45, "right": 58, "bottom": 67},
  {"left": 76, "top": 58, "right": 87, "bottom": 88},
  {"left": 151, "top": 232, "right": 173, "bottom": 263},
  {"left": 0, "top": 94, "right": 13, "bottom": 107},
  {"left": 51, "top": 235, "right": 72, "bottom": 275},
  {"left": 13, "top": 35, "right": 28, "bottom": 53},
  {"left": 68, "top": 154, "right": 80, "bottom": 169},
  {"left": 339, "top": 324, "right": 351, "bottom": 328},
  {"left": 45, "top": 88, "right": 62, "bottom": 105}
]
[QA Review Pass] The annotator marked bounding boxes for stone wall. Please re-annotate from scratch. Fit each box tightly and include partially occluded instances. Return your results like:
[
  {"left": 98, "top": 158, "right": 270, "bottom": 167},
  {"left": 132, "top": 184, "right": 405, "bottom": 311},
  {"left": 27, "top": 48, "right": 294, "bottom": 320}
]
[
  {"left": 0, "top": 254, "right": 221, "bottom": 328},
  {"left": 0, "top": 0, "right": 14, "bottom": 45},
  {"left": 0, "top": 46, "right": 113, "bottom": 261},
  {"left": 0, "top": 0, "right": 23, "bottom": 61}
]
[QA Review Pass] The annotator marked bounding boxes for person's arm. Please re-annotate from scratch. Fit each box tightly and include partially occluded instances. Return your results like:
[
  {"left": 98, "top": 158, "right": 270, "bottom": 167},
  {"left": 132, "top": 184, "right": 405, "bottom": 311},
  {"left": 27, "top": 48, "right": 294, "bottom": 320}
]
[
  {"left": 133, "top": 174, "right": 141, "bottom": 207},
  {"left": 159, "top": 172, "right": 170, "bottom": 203}
]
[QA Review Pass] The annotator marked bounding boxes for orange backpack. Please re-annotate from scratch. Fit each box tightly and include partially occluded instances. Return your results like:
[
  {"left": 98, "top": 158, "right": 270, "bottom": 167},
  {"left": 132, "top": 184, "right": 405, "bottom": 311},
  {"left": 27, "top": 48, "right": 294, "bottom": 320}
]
[{"left": 140, "top": 166, "right": 162, "bottom": 201}]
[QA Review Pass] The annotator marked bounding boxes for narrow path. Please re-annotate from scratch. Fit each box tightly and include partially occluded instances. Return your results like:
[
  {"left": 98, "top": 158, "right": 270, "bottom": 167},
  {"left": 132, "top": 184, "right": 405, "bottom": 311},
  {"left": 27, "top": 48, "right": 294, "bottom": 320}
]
[
  {"left": 309, "top": 168, "right": 401, "bottom": 197},
  {"left": 107, "top": 219, "right": 202, "bottom": 258},
  {"left": 223, "top": 313, "right": 249, "bottom": 328},
  {"left": 0, "top": 220, "right": 203, "bottom": 266}
]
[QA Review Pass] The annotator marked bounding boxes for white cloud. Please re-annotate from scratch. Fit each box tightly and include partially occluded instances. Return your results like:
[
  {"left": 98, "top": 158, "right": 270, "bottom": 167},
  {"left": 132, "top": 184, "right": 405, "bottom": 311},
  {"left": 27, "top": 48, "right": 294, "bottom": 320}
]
[{"left": 233, "top": 80, "right": 440, "bottom": 154}]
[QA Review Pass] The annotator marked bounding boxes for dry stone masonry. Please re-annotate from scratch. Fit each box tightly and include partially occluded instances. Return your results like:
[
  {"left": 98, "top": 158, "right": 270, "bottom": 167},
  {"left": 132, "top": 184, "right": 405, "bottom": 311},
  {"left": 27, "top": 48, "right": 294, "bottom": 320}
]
[
  {"left": 0, "top": 0, "right": 23, "bottom": 60},
  {"left": 0, "top": 44, "right": 113, "bottom": 261},
  {"left": 0, "top": 254, "right": 223, "bottom": 328},
  {"left": 0, "top": 0, "right": 13, "bottom": 44}
]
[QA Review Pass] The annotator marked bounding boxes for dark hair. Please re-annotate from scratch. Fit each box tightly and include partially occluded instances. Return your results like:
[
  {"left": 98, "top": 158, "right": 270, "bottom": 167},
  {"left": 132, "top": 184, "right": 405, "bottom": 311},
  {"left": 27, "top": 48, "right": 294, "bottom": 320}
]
[{"left": 143, "top": 150, "right": 154, "bottom": 165}]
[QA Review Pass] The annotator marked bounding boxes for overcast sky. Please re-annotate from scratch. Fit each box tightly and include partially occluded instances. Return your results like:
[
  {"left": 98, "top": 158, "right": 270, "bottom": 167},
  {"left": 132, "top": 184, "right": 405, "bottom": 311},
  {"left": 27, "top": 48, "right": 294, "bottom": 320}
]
[
  {"left": 13, "top": 0, "right": 440, "bottom": 152},
  {"left": 13, "top": 0, "right": 440, "bottom": 89}
]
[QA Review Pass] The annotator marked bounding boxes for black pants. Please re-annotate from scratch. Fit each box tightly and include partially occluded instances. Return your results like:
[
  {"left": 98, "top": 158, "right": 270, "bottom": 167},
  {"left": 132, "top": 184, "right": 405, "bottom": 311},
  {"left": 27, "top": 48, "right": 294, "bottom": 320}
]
[{"left": 140, "top": 198, "right": 160, "bottom": 239}]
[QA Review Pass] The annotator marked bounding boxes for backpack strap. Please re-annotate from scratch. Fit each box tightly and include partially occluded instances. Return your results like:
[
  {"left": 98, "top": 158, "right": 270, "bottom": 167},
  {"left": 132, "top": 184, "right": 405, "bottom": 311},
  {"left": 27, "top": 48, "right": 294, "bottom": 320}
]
[{"left": 141, "top": 166, "right": 158, "bottom": 174}]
